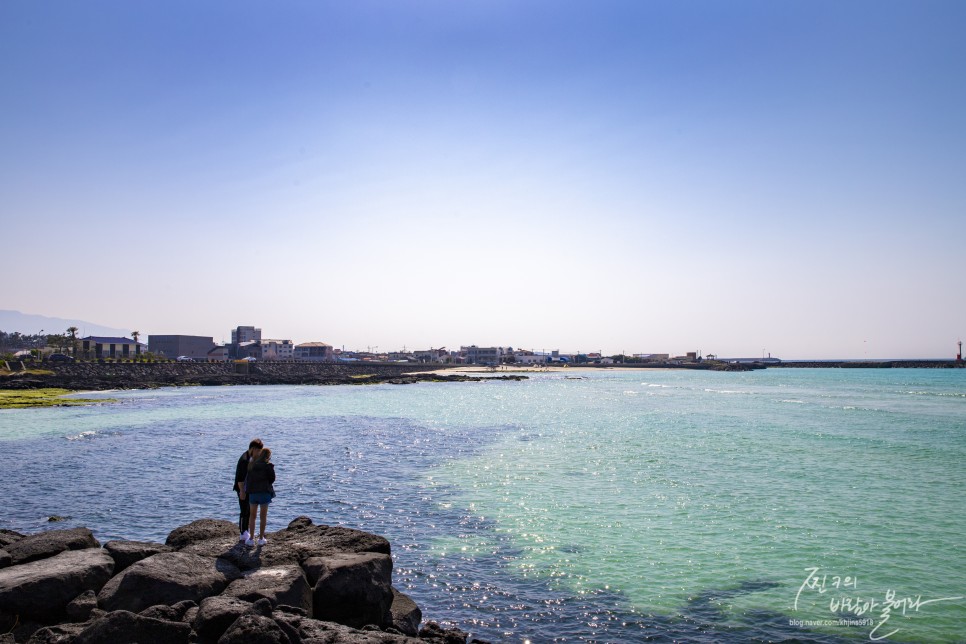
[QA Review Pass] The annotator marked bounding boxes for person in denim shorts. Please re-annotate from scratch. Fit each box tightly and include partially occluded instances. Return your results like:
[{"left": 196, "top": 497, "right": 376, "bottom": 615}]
[{"left": 245, "top": 447, "right": 275, "bottom": 546}]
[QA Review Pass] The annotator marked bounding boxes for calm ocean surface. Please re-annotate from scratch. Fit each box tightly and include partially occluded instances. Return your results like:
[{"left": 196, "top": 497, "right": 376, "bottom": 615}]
[{"left": 2, "top": 369, "right": 964, "bottom": 643}]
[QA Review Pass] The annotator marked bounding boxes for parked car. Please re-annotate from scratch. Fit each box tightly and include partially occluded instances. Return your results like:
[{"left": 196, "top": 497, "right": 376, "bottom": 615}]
[
  {"left": 48, "top": 353, "right": 75, "bottom": 364},
  {"left": 176, "top": 356, "right": 193, "bottom": 362}
]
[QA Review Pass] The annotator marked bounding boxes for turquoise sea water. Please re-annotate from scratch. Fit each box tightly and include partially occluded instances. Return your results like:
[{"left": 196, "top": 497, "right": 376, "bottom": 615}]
[{"left": 2, "top": 369, "right": 964, "bottom": 642}]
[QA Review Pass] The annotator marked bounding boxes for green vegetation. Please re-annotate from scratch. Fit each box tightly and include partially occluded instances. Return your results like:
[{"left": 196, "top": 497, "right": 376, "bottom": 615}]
[{"left": 0, "top": 388, "right": 117, "bottom": 409}]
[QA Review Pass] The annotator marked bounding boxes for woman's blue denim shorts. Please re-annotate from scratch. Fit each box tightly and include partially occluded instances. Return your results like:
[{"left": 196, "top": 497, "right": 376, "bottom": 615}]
[{"left": 248, "top": 492, "right": 273, "bottom": 505}]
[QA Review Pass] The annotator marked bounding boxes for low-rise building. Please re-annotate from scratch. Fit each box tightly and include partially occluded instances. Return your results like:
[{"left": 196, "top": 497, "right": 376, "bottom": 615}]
[
  {"left": 81, "top": 336, "right": 143, "bottom": 359},
  {"left": 294, "top": 342, "right": 334, "bottom": 361},
  {"left": 148, "top": 335, "right": 216, "bottom": 360},
  {"left": 462, "top": 345, "right": 508, "bottom": 365},
  {"left": 235, "top": 341, "right": 261, "bottom": 360},
  {"left": 513, "top": 349, "right": 550, "bottom": 365},
  {"left": 207, "top": 346, "right": 230, "bottom": 362},
  {"left": 413, "top": 348, "right": 448, "bottom": 363},
  {"left": 261, "top": 339, "right": 294, "bottom": 361}
]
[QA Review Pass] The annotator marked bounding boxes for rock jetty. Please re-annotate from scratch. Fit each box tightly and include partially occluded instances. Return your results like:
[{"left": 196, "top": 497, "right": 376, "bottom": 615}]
[
  {"left": 0, "top": 362, "right": 526, "bottom": 392},
  {"left": 0, "top": 517, "right": 482, "bottom": 644}
]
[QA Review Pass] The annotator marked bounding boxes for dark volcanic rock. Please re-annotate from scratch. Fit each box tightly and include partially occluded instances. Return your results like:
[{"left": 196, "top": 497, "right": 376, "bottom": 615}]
[
  {"left": 419, "top": 621, "right": 469, "bottom": 644},
  {"left": 166, "top": 518, "right": 238, "bottom": 550},
  {"left": 74, "top": 609, "right": 192, "bottom": 644},
  {"left": 193, "top": 595, "right": 253, "bottom": 643},
  {"left": 0, "top": 548, "right": 114, "bottom": 621},
  {"left": 65, "top": 589, "right": 98, "bottom": 622},
  {"left": 139, "top": 599, "right": 197, "bottom": 622},
  {"left": 97, "top": 551, "right": 241, "bottom": 613},
  {"left": 6, "top": 527, "right": 100, "bottom": 566},
  {"left": 0, "top": 551, "right": 9, "bottom": 569},
  {"left": 389, "top": 588, "right": 422, "bottom": 636},
  {"left": 224, "top": 564, "right": 312, "bottom": 614},
  {"left": 24, "top": 622, "right": 88, "bottom": 644},
  {"left": 182, "top": 516, "right": 390, "bottom": 572},
  {"left": 305, "top": 552, "right": 393, "bottom": 629},
  {"left": 272, "top": 610, "right": 424, "bottom": 644},
  {"left": 103, "top": 539, "right": 173, "bottom": 572},
  {"left": 0, "top": 529, "right": 23, "bottom": 550},
  {"left": 216, "top": 613, "right": 288, "bottom": 644}
]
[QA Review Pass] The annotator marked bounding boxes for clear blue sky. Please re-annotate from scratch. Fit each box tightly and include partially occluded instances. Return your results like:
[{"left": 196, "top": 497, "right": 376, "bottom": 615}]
[{"left": 2, "top": 1, "right": 964, "bottom": 358}]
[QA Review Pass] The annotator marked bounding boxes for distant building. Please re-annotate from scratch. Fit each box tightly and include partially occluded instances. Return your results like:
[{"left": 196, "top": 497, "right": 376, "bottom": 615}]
[
  {"left": 413, "top": 348, "right": 448, "bottom": 363},
  {"left": 207, "top": 346, "right": 230, "bottom": 362},
  {"left": 235, "top": 341, "right": 261, "bottom": 360},
  {"left": 513, "top": 349, "right": 550, "bottom": 364},
  {"left": 231, "top": 326, "right": 261, "bottom": 344},
  {"left": 294, "top": 342, "right": 334, "bottom": 361},
  {"left": 719, "top": 356, "right": 782, "bottom": 365},
  {"left": 148, "top": 335, "right": 216, "bottom": 360},
  {"left": 634, "top": 353, "right": 669, "bottom": 361},
  {"left": 81, "top": 336, "right": 143, "bottom": 359},
  {"left": 462, "top": 346, "right": 507, "bottom": 365},
  {"left": 261, "top": 339, "right": 294, "bottom": 361}
]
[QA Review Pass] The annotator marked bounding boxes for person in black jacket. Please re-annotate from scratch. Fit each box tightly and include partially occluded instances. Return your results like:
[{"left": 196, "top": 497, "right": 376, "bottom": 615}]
[
  {"left": 234, "top": 438, "right": 263, "bottom": 541},
  {"left": 245, "top": 447, "right": 276, "bottom": 546}
]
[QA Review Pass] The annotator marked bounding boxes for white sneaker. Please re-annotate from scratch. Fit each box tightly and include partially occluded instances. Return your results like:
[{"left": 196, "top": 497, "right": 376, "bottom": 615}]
[
  {"left": 239, "top": 531, "right": 250, "bottom": 542},
  {"left": 257, "top": 537, "right": 267, "bottom": 546},
  {"left": 245, "top": 538, "right": 254, "bottom": 547}
]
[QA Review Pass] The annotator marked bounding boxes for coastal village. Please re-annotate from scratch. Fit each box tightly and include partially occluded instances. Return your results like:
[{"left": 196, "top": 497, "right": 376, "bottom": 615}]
[{"left": 3, "top": 324, "right": 767, "bottom": 367}]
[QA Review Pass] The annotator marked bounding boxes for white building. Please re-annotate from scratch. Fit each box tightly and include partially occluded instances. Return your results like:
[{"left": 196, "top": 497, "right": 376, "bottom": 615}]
[
  {"left": 513, "top": 350, "right": 550, "bottom": 365},
  {"left": 261, "top": 339, "right": 294, "bottom": 361}
]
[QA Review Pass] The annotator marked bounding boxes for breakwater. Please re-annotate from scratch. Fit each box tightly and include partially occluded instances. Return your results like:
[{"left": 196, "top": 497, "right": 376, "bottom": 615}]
[
  {"left": 0, "top": 362, "right": 525, "bottom": 391},
  {"left": 0, "top": 516, "right": 473, "bottom": 643},
  {"left": 771, "top": 359, "right": 963, "bottom": 368}
]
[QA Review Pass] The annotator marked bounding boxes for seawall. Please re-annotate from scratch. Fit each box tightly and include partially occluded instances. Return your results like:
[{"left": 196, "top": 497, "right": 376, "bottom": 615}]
[{"left": 0, "top": 362, "right": 525, "bottom": 391}]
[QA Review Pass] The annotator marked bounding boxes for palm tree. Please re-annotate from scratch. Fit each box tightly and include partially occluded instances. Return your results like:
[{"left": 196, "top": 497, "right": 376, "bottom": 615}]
[
  {"left": 66, "top": 326, "right": 79, "bottom": 357},
  {"left": 131, "top": 330, "right": 141, "bottom": 358}
]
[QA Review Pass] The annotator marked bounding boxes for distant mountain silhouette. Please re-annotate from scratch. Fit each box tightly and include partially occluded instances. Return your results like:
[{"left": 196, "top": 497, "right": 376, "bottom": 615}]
[{"left": 0, "top": 310, "right": 133, "bottom": 338}]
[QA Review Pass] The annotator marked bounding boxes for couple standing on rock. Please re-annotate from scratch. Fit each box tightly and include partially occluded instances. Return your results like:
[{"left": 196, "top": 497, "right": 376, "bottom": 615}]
[{"left": 233, "top": 438, "right": 276, "bottom": 547}]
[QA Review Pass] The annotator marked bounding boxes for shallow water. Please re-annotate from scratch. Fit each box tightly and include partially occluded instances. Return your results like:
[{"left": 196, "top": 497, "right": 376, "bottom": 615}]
[{"left": 2, "top": 369, "right": 963, "bottom": 642}]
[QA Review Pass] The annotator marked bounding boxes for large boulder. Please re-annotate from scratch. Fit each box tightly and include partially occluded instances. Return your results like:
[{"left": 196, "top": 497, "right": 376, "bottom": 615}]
[
  {"left": 65, "top": 590, "right": 98, "bottom": 622},
  {"left": 97, "top": 551, "right": 241, "bottom": 613},
  {"left": 5, "top": 528, "right": 100, "bottom": 566},
  {"left": 139, "top": 599, "right": 197, "bottom": 622},
  {"left": 305, "top": 552, "right": 393, "bottom": 629},
  {"left": 165, "top": 519, "right": 238, "bottom": 550},
  {"left": 193, "top": 595, "right": 253, "bottom": 643},
  {"left": 215, "top": 613, "right": 290, "bottom": 644},
  {"left": 103, "top": 539, "right": 172, "bottom": 572},
  {"left": 181, "top": 516, "right": 390, "bottom": 572},
  {"left": 223, "top": 564, "right": 312, "bottom": 614},
  {"left": 389, "top": 588, "right": 422, "bottom": 636},
  {"left": 23, "top": 622, "right": 88, "bottom": 644},
  {"left": 0, "top": 549, "right": 114, "bottom": 621},
  {"left": 0, "top": 529, "right": 23, "bottom": 550},
  {"left": 73, "top": 610, "right": 192, "bottom": 644},
  {"left": 281, "top": 611, "right": 424, "bottom": 643}
]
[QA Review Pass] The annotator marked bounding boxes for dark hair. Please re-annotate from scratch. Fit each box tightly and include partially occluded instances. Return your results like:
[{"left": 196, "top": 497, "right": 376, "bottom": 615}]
[{"left": 249, "top": 438, "right": 264, "bottom": 450}]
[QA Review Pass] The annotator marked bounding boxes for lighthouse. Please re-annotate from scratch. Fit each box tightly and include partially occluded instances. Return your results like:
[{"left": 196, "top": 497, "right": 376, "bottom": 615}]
[{"left": 958, "top": 340, "right": 963, "bottom": 363}]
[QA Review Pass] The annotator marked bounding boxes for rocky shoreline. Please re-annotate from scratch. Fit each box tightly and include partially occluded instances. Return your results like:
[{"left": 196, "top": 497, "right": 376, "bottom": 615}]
[
  {"left": 0, "top": 362, "right": 526, "bottom": 392},
  {"left": 0, "top": 516, "right": 482, "bottom": 644}
]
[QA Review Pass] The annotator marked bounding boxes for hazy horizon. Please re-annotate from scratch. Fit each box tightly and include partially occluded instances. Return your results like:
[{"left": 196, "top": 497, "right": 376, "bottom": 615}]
[{"left": 2, "top": 2, "right": 964, "bottom": 360}]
